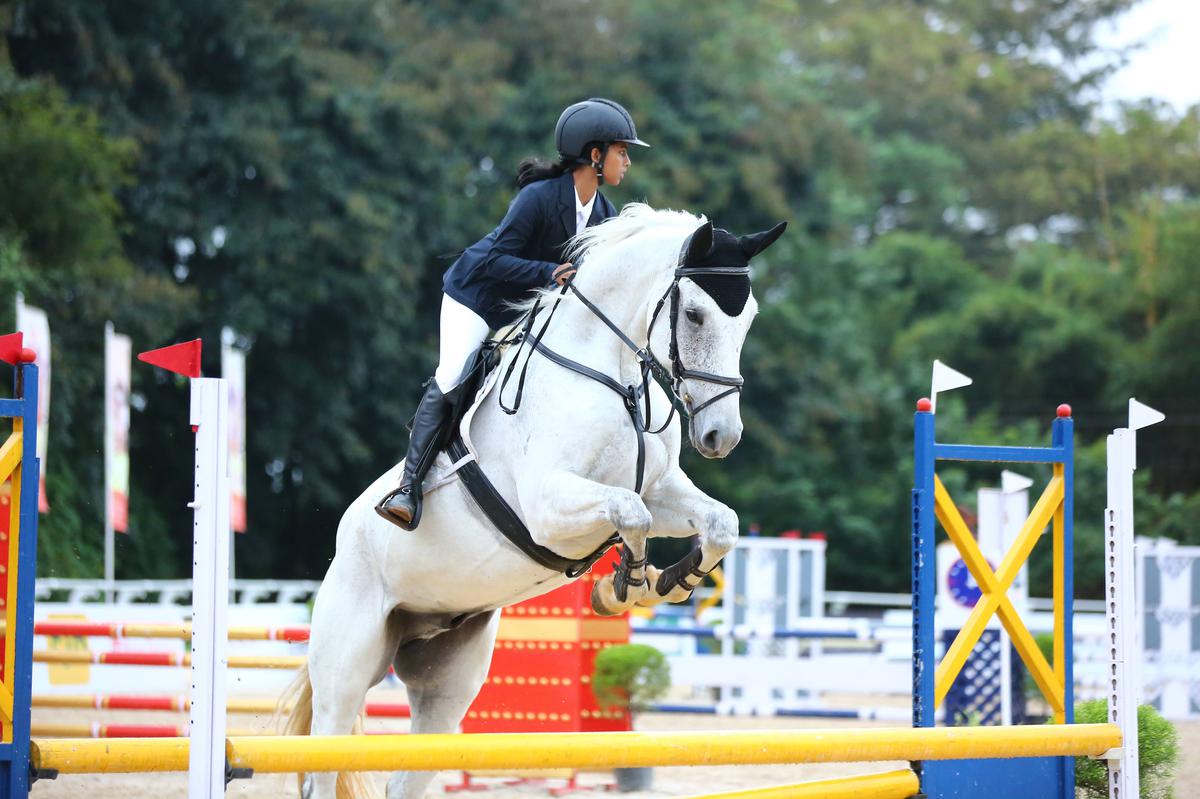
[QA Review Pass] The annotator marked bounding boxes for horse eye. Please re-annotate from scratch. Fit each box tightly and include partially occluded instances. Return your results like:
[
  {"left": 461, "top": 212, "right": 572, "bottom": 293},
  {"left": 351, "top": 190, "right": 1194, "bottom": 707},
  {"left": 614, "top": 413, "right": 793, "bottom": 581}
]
[{"left": 685, "top": 309, "right": 702, "bottom": 325}]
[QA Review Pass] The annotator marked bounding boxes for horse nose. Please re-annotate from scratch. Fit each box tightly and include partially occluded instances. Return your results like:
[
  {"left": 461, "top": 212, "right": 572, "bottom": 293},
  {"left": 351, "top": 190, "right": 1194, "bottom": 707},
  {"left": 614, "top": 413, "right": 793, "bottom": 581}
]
[{"left": 700, "top": 426, "right": 740, "bottom": 458}]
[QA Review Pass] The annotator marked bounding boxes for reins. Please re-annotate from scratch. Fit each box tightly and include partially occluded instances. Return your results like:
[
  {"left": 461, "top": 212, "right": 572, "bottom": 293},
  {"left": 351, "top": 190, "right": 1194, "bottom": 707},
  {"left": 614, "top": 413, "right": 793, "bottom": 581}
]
[{"left": 496, "top": 252, "right": 748, "bottom": 494}]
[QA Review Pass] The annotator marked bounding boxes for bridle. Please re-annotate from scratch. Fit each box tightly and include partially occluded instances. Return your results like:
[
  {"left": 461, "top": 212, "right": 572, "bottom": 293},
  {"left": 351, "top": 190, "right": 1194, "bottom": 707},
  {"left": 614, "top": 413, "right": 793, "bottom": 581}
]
[
  {"left": 646, "top": 264, "right": 748, "bottom": 415},
  {"left": 498, "top": 249, "right": 750, "bottom": 494}
]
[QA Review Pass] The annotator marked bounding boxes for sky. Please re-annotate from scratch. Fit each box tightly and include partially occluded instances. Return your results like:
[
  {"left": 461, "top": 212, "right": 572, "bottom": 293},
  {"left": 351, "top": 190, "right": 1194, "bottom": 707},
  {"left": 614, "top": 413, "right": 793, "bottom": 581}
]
[{"left": 1097, "top": 0, "right": 1200, "bottom": 112}]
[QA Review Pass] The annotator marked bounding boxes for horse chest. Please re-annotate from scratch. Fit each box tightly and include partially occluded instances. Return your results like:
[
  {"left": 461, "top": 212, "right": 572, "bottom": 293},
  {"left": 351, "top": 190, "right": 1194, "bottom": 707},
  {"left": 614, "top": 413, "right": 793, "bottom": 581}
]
[{"left": 534, "top": 407, "right": 675, "bottom": 493}]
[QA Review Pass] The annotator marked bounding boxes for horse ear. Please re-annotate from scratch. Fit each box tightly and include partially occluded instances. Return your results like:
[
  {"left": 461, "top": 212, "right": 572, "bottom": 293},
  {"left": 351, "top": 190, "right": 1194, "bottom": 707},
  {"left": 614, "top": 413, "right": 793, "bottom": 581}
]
[
  {"left": 738, "top": 221, "right": 788, "bottom": 258},
  {"left": 681, "top": 221, "right": 714, "bottom": 264}
]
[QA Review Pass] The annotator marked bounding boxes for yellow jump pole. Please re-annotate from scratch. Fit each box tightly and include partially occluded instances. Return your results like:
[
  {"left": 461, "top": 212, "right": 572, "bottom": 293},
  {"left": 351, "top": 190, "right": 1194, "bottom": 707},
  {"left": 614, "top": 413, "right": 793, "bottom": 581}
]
[
  {"left": 681, "top": 769, "right": 919, "bottom": 799},
  {"left": 31, "top": 724, "right": 1121, "bottom": 775},
  {"left": 34, "top": 737, "right": 191, "bottom": 773}
]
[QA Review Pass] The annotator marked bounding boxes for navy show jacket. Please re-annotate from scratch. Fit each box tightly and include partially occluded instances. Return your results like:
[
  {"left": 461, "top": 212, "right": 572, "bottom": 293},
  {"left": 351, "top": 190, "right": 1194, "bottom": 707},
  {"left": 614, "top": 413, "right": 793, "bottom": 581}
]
[{"left": 442, "top": 172, "right": 617, "bottom": 330}]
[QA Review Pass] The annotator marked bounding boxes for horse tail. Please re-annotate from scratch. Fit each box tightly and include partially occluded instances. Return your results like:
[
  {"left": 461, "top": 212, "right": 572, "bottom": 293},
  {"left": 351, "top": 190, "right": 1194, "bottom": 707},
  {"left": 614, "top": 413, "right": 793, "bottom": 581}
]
[
  {"left": 278, "top": 665, "right": 314, "bottom": 795},
  {"left": 278, "top": 664, "right": 381, "bottom": 799}
]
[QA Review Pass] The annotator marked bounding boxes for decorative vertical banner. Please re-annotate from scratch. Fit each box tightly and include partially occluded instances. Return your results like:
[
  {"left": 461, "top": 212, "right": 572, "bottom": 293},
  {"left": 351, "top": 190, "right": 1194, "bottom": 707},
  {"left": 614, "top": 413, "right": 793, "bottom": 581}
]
[
  {"left": 105, "top": 323, "right": 132, "bottom": 533},
  {"left": 221, "top": 327, "right": 247, "bottom": 533},
  {"left": 15, "top": 293, "right": 50, "bottom": 512}
]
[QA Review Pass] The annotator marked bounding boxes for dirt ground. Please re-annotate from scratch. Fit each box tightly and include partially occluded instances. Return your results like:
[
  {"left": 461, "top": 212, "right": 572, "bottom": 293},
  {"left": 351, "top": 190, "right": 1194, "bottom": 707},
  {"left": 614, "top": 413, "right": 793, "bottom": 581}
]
[{"left": 28, "top": 706, "right": 1199, "bottom": 798}]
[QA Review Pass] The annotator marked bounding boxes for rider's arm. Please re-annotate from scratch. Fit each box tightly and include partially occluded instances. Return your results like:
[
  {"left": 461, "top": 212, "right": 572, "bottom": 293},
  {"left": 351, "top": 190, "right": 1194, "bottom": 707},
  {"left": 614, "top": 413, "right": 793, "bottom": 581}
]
[{"left": 480, "top": 188, "right": 559, "bottom": 287}]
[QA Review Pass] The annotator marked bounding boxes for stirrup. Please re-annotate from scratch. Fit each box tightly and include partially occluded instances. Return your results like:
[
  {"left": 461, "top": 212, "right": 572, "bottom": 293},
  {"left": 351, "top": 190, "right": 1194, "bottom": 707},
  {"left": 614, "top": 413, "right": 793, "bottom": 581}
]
[{"left": 375, "top": 484, "right": 421, "bottom": 531}]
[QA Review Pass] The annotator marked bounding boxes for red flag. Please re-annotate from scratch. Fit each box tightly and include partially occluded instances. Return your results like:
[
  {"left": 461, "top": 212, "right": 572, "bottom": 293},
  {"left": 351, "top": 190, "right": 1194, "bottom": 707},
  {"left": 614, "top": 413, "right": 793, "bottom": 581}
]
[
  {"left": 0, "top": 332, "right": 34, "bottom": 365},
  {"left": 138, "top": 339, "right": 202, "bottom": 378}
]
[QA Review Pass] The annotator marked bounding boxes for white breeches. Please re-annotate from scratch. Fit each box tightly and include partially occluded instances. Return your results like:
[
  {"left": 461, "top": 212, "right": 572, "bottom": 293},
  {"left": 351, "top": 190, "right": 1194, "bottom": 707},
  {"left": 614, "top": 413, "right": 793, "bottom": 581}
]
[{"left": 434, "top": 294, "right": 492, "bottom": 392}]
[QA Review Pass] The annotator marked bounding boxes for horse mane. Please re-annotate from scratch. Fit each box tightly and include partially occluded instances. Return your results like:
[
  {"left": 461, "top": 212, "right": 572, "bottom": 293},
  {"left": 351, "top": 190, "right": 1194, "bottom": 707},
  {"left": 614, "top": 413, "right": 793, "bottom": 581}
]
[
  {"left": 564, "top": 203, "right": 705, "bottom": 263},
  {"left": 507, "top": 203, "right": 705, "bottom": 316}
]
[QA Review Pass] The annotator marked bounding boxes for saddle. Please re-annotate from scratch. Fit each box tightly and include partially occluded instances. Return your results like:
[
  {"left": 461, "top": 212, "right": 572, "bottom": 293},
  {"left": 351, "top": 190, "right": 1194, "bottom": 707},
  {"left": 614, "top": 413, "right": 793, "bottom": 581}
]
[{"left": 429, "top": 341, "right": 617, "bottom": 578}]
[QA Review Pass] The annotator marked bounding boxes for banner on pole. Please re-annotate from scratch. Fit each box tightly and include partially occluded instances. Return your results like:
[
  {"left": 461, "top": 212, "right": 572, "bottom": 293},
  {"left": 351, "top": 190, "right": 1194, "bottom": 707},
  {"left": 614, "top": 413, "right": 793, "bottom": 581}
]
[
  {"left": 105, "top": 324, "right": 132, "bottom": 533},
  {"left": 222, "top": 328, "right": 247, "bottom": 533},
  {"left": 15, "top": 293, "right": 51, "bottom": 512}
]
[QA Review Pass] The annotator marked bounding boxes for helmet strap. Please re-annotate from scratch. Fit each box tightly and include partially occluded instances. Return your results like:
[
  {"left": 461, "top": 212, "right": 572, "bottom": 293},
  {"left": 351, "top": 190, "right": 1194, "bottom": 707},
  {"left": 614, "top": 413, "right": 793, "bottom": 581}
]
[{"left": 591, "top": 142, "right": 610, "bottom": 183}]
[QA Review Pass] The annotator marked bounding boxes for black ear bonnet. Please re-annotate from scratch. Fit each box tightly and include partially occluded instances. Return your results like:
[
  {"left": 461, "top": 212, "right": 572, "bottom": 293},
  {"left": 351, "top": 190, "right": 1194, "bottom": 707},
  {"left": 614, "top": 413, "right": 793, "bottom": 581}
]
[{"left": 676, "top": 221, "right": 787, "bottom": 316}]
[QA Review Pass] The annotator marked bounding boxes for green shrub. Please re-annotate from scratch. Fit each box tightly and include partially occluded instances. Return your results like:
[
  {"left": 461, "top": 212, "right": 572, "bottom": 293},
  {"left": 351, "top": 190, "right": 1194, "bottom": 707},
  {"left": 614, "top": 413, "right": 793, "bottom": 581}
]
[
  {"left": 591, "top": 644, "right": 670, "bottom": 715},
  {"left": 1023, "top": 633, "right": 1057, "bottom": 709},
  {"left": 1071, "top": 699, "right": 1178, "bottom": 798}
]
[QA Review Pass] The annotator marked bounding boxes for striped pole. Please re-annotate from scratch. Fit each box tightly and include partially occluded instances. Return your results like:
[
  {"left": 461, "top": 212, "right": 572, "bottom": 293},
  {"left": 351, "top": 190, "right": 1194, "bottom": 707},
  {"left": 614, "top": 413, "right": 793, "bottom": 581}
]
[
  {"left": 14, "top": 621, "right": 312, "bottom": 642},
  {"left": 31, "top": 724, "right": 262, "bottom": 739},
  {"left": 31, "top": 695, "right": 410, "bottom": 718},
  {"left": 32, "top": 650, "right": 305, "bottom": 669}
]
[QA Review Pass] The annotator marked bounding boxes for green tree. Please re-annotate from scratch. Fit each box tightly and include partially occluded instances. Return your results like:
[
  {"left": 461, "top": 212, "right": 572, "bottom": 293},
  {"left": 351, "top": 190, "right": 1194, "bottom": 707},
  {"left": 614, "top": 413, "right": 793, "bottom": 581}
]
[{"left": 4, "top": 0, "right": 1197, "bottom": 595}]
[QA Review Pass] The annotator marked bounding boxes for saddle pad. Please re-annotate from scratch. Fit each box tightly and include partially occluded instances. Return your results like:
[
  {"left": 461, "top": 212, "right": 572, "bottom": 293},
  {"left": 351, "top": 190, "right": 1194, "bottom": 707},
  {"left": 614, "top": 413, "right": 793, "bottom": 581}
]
[{"left": 420, "top": 358, "right": 503, "bottom": 496}]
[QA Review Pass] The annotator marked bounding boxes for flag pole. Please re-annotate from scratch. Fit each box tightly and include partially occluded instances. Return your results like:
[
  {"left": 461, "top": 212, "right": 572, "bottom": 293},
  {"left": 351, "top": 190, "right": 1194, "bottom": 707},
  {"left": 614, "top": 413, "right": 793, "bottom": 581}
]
[{"left": 104, "top": 322, "right": 115, "bottom": 603}]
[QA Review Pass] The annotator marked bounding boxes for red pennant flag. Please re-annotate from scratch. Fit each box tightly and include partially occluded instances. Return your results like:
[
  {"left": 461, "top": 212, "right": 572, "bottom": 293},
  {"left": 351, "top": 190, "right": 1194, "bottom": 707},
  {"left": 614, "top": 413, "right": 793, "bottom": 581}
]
[
  {"left": 0, "top": 332, "right": 35, "bottom": 365},
  {"left": 138, "top": 339, "right": 202, "bottom": 378}
]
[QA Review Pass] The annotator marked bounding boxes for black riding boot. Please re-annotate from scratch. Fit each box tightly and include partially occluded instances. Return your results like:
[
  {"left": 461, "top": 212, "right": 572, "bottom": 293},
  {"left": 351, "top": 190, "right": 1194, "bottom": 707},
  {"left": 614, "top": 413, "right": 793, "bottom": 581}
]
[{"left": 375, "top": 379, "right": 451, "bottom": 530}]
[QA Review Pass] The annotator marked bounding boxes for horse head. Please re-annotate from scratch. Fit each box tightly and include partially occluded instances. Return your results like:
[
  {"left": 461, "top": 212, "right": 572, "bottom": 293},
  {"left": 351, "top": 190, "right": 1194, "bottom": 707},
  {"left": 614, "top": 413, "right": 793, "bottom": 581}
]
[{"left": 651, "top": 219, "right": 787, "bottom": 458}]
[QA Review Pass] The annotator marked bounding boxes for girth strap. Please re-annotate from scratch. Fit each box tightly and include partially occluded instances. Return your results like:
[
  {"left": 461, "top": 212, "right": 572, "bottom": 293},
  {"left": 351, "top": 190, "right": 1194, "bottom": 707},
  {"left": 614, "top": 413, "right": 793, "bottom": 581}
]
[{"left": 446, "top": 434, "right": 618, "bottom": 577}]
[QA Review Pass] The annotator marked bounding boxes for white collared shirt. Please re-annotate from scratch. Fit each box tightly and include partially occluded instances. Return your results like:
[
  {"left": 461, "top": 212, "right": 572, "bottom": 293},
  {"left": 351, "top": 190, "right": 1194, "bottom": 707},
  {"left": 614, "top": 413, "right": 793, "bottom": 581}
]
[{"left": 575, "top": 188, "right": 596, "bottom": 237}]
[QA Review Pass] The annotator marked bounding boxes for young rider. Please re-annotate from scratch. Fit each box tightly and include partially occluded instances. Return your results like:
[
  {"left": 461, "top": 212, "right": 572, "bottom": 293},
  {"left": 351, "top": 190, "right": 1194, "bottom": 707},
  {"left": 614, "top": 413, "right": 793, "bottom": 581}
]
[{"left": 376, "top": 98, "right": 649, "bottom": 530}]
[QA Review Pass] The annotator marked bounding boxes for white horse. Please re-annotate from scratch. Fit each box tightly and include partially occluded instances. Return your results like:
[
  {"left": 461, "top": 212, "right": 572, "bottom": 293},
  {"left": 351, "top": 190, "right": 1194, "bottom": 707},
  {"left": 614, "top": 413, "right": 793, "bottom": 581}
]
[{"left": 284, "top": 205, "right": 786, "bottom": 799}]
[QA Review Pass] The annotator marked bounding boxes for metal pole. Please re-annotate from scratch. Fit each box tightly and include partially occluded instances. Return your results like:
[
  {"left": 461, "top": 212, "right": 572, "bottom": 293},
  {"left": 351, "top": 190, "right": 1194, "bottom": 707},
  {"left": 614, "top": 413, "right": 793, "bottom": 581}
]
[
  {"left": 186, "top": 377, "right": 231, "bottom": 799},
  {"left": 1106, "top": 428, "right": 1139, "bottom": 799},
  {"left": 911, "top": 401, "right": 937, "bottom": 728},
  {"left": 103, "top": 323, "right": 115, "bottom": 604}
]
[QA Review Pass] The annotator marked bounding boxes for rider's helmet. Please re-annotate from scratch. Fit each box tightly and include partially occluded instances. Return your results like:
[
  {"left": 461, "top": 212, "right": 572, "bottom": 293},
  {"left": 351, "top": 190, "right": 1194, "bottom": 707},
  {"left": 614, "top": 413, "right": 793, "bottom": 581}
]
[{"left": 554, "top": 98, "right": 649, "bottom": 176}]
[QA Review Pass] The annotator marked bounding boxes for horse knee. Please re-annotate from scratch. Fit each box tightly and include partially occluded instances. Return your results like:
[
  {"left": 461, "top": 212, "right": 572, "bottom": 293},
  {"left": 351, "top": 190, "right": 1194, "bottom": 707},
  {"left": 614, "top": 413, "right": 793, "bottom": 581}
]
[
  {"left": 703, "top": 506, "right": 739, "bottom": 556},
  {"left": 607, "top": 492, "right": 652, "bottom": 538}
]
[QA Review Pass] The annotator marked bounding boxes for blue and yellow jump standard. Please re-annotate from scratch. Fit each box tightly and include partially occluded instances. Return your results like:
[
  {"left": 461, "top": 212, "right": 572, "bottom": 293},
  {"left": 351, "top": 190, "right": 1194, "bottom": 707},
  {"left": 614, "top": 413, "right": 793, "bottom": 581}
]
[
  {"left": 913, "top": 398, "right": 1075, "bottom": 799},
  {"left": 0, "top": 348, "right": 41, "bottom": 799}
]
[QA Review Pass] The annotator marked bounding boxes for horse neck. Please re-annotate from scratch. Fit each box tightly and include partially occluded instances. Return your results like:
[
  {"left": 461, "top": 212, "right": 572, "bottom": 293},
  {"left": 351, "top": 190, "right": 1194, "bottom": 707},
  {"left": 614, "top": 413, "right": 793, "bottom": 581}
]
[{"left": 540, "top": 261, "right": 669, "bottom": 382}]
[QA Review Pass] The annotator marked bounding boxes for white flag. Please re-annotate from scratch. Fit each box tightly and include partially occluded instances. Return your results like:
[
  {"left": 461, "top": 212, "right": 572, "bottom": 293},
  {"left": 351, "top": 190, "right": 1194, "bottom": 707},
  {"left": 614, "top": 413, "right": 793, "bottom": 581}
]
[
  {"left": 930, "top": 359, "right": 973, "bottom": 413},
  {"left": 105, "top": 324, "right": 132, "bottom": 532},
  {"left": 15, "top": 293, "right": 51, "bottom": 512},
  {"left": 222, "top": 328, "right": 247, "bottom": 533}
]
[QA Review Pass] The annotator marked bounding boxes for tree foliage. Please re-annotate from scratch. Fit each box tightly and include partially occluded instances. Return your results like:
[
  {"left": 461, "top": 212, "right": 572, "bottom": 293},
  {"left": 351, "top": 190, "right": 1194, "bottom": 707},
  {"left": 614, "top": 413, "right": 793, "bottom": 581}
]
[{"left": 3, "top": 0, "right": 1197, "bottom": 593}]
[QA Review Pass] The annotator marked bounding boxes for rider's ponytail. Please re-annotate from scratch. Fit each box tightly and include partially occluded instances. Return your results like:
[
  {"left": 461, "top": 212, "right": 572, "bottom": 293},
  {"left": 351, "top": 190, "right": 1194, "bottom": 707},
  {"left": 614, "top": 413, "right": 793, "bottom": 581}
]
[{"left": 515, "top": 155, "right": 575, "bottom": 188}]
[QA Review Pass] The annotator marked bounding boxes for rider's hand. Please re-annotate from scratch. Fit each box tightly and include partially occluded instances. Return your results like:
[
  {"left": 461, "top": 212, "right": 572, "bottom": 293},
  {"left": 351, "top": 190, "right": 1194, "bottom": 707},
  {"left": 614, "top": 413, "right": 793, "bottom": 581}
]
[{"left": 553, "top": 262, "right": 576, "bottom": 286}]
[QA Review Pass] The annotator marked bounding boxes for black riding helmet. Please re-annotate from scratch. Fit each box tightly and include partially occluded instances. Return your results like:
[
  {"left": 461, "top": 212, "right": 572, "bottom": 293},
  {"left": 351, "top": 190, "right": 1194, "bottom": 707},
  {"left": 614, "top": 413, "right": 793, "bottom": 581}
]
[{"left": 554, "top": 98, "right": 649, "bottom": 179}]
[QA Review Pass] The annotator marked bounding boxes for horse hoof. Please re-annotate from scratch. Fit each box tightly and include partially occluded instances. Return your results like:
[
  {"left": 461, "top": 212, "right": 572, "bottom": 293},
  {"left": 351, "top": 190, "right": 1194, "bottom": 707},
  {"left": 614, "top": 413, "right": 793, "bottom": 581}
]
[
  {"left": 633, "top": 566, "right": 689, "bottom": 607},
  {"left": 590, "top": 578, "right": 623, "bottom": 617}
]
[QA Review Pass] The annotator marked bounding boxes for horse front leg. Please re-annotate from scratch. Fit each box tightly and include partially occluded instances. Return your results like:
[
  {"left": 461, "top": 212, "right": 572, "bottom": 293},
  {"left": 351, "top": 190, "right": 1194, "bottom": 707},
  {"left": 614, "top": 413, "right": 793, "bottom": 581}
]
[
  {"left": 638, "top": 470, "right": 739, "bottom": 606},
  {"left": 528, "top": 470, "right": 653, "bottom": 616}
]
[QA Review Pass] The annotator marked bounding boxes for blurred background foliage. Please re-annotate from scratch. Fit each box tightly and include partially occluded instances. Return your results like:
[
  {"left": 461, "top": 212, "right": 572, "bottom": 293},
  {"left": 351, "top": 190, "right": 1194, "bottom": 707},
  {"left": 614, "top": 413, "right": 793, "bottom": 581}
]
[{"left": 2, "top": 0, "right": 1197, "bottom": 595}]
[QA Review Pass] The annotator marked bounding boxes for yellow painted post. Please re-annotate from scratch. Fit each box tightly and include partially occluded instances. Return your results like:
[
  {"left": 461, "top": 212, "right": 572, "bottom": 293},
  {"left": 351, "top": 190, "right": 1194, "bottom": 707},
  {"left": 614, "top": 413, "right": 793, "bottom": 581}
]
[
  {"left": 0, "top": 430, "right": 23, "bottom": 744},
  {"left": 1052, "top": 462, "right": 1067, "bottom": 725},
  {"left": 696, "top": 566, "right": 725, "bottom": 619},
  {"left": 681, "top": 769, "right": 919, "bottom": 799}
]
